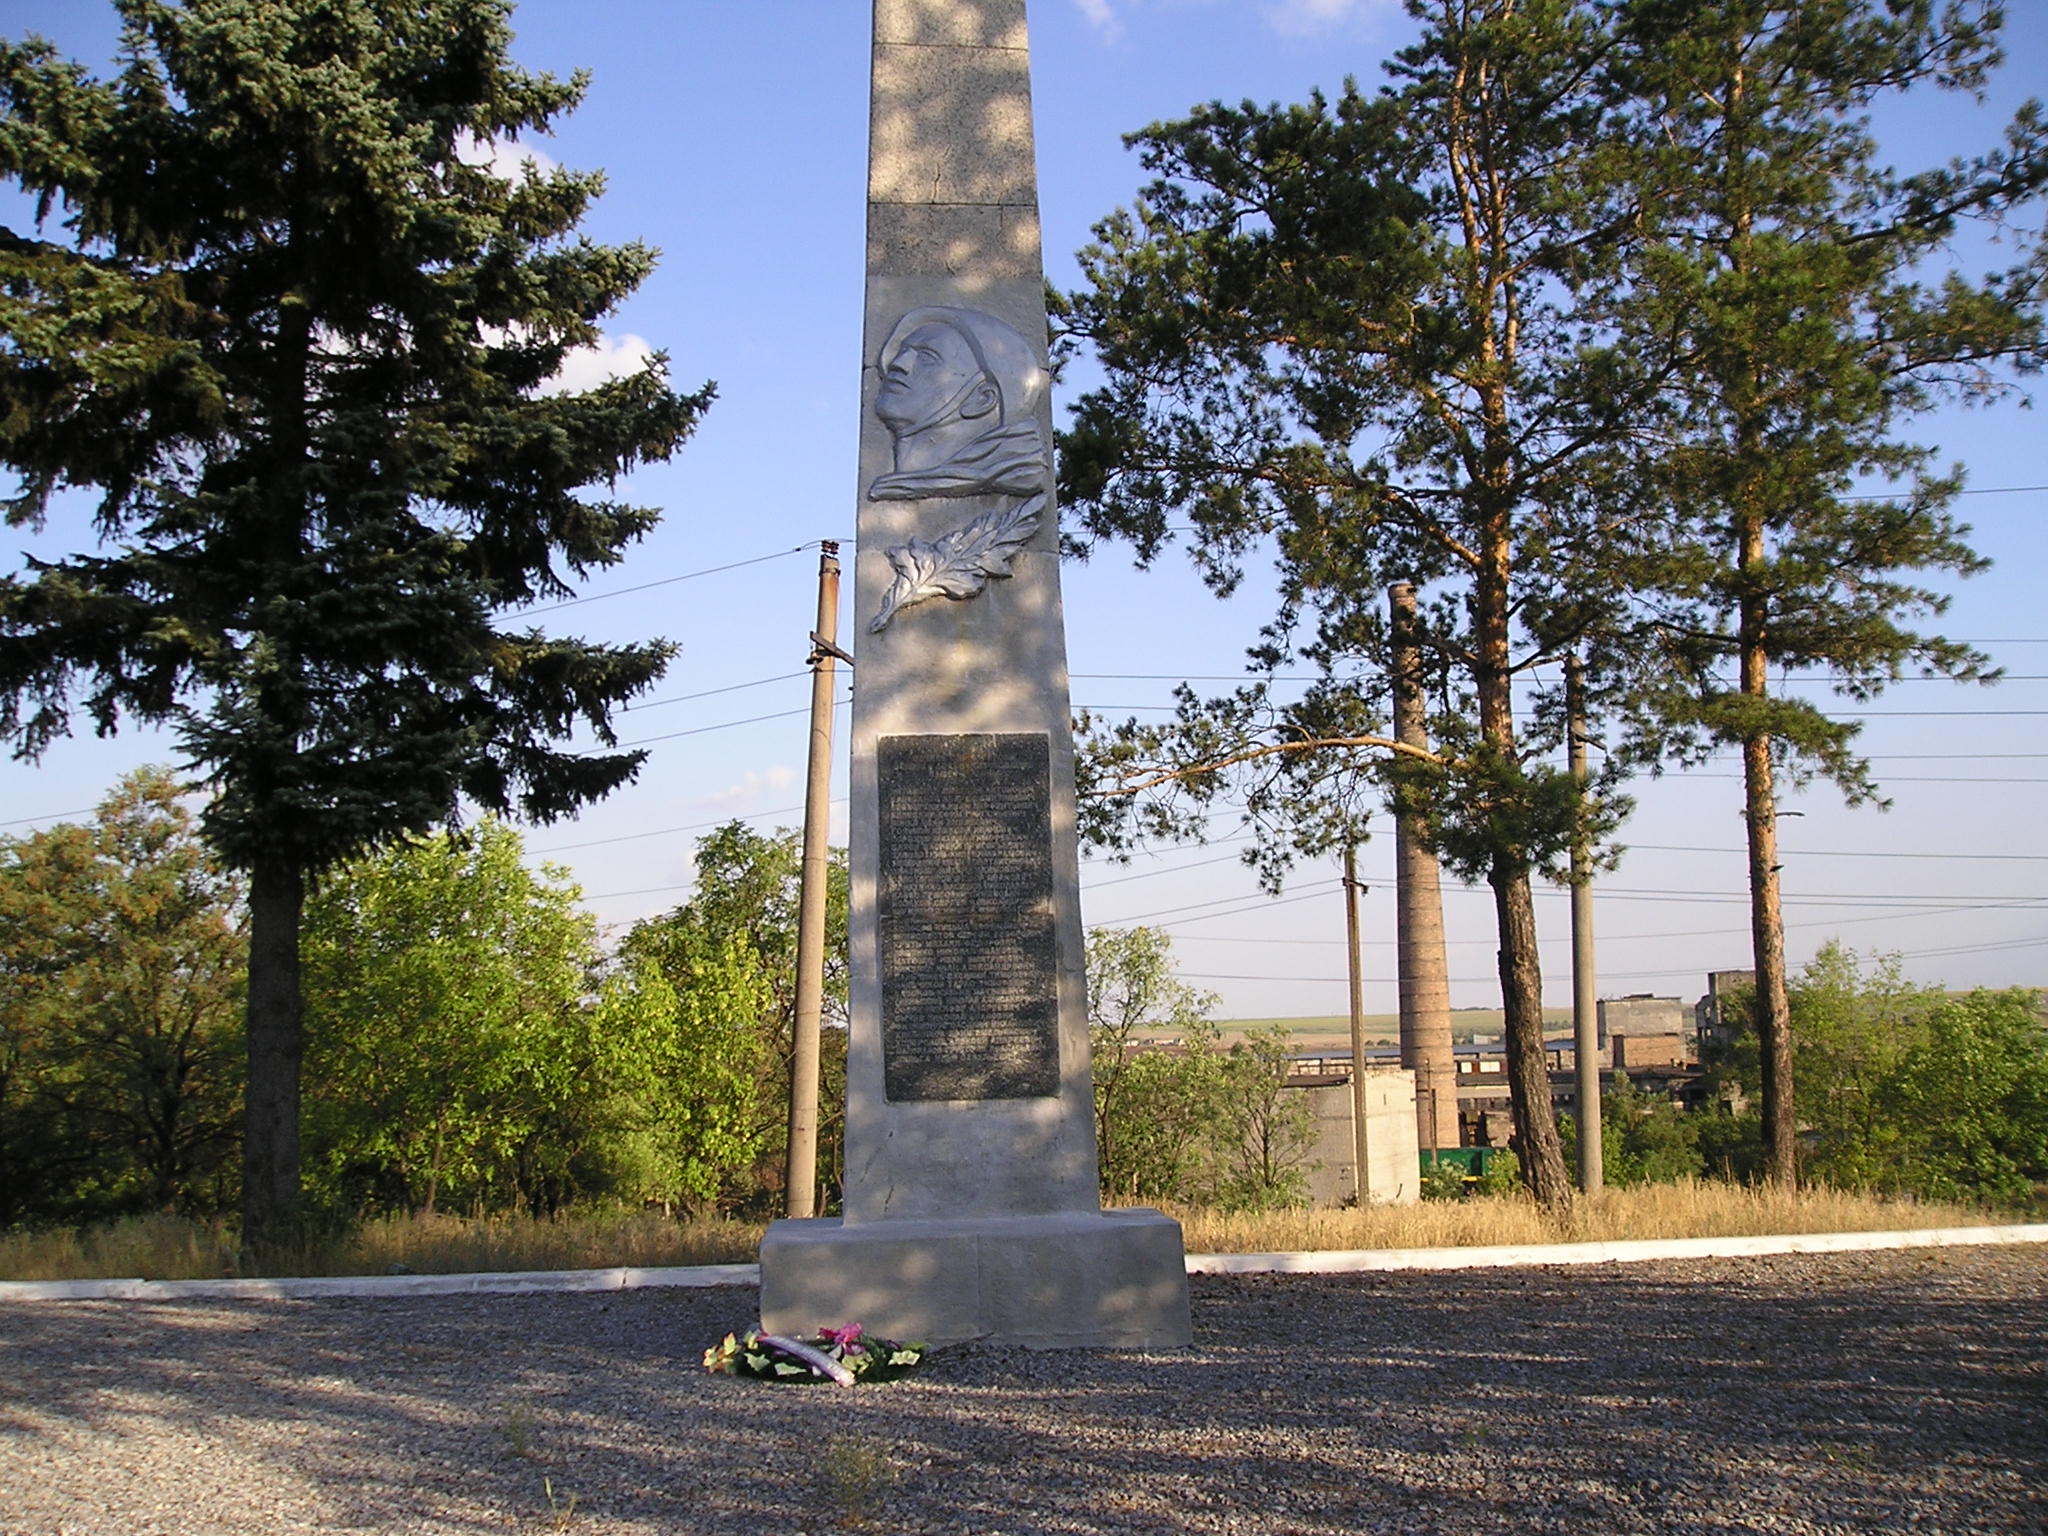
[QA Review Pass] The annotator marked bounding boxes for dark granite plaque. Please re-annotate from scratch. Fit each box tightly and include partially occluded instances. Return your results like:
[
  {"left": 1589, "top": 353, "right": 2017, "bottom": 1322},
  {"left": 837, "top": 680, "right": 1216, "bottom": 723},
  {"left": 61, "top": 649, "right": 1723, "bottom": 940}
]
[{"left": 877, "top": 732, "right": 1059, "bottom": 1101}]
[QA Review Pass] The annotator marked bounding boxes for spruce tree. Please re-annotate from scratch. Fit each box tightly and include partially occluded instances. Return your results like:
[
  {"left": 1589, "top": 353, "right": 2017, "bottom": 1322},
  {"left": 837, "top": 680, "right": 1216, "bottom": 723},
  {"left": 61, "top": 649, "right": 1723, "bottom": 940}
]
[{"left": 0, "top": 0, "right": 711, "bottom": 1247}]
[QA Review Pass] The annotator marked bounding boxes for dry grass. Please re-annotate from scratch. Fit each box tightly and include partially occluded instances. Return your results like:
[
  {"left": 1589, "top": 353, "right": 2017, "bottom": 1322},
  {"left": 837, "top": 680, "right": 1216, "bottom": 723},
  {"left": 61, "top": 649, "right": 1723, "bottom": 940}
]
[
  {"left": 0, "top": 1212, "right": 241, "bottom": 1283},
  {"left": 1, "top": 1184, "right": 2022, "bottom": 1283},
  {"left": 318, "top": 1209, "right": 763, "bottom": 1277},
  {"left": 0, "top": 1209, "right": 764, "bottom": 1283},
  {"left": 1557, "top": 1180, "right": 2004, "bottom": 1244},
  {"left": 1167, "top": 1179, "right": 2002, "bottom": 1256}
]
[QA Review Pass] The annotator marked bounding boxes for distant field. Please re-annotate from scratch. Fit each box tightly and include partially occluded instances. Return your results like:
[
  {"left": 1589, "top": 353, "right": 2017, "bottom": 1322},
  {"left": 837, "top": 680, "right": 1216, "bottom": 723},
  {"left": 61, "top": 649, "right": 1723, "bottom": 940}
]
[{"left": 1213, "top": 1010, "right": 1575, "bottom": 1049}]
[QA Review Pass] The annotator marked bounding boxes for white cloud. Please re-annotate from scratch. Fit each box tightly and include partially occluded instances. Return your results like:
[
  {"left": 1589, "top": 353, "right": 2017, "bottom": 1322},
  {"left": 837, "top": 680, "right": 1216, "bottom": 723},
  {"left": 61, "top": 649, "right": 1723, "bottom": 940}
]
[
  {"left": 478, "top": 323, "right": 659, "bottom": 397},
  {"left": 1077, "top": 0, "right": 1392, "bottom": 44},
  {"left": 1262, "top": 0, "right": 1388, "bottom": 36},
  {"left": 538, "top": 331, "right": 657, "bottom": 397},
  {"left": 687, "top": 765, "right": 801, "bottom": 817},
  {"left": 1072, "top": 0, "right": 1121, "bottom": 38},
  {"left": 454, "top": 130, "right": 560, "bottom": 182}
]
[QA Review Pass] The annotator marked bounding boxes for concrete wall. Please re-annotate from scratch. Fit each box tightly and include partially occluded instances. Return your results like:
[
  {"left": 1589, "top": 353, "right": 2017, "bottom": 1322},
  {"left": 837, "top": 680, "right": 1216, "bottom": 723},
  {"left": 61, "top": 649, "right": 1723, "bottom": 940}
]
[
  {"left": 1302, "top": 1069, "right": 1420, "bottom": 1208},
  {"left": 1597, "top": 995, "right": 1688, "bottom": 1051}
]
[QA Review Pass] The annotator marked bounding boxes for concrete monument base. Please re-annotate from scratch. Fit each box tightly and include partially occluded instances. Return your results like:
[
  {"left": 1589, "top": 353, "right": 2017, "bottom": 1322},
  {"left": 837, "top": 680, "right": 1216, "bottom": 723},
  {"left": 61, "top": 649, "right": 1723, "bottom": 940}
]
[{"left": 759, "top": 1207, "right": 1191, "bottom": 1349}]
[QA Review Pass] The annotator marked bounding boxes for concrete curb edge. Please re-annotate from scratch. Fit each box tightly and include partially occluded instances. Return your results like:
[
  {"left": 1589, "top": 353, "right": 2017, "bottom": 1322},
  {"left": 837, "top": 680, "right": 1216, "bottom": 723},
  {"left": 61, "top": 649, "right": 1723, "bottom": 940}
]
[
  {"left": 5, "top": 1223, "right": 2041, "bottom": 1303},
  {"left": 0, "top": 1261, "right": 762, "bottom": 1303},
  {"left": 1185, "top": 1221, "right": 2048, "bottom": 1275}
]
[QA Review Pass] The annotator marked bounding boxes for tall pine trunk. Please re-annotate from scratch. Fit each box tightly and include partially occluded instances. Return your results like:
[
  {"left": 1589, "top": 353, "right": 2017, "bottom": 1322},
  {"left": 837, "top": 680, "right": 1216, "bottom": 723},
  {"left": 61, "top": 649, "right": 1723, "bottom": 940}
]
[
  {"left": 241, "top": 852, "right": 304, "bottom": 1250},
  {"left": 1476, "top": 510, "right": 1572, "bottom": 1213},
  {"left": 1739, "top": 526, "right": 1796, "bottom": 1183},
  {"left": 1442, "top": 22, "right": 1574, "bottom": 1214},
  {"left": 1491, "top": 856, "right": 1568, "bottom": 1206},
  {"left": 1724, "top": 53, "right": 1795, "bottom": 1183}
]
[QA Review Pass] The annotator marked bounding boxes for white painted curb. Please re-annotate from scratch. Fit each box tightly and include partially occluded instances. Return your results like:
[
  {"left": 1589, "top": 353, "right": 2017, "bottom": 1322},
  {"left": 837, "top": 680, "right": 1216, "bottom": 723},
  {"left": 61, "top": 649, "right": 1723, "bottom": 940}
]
[
  {"left": 3, "top": 1224, "right": 2040, "bottom": 1303},
  {"left": 1185, "top": 1222, "right": 2048, "bottom": 1275},
  {"left": 0, "top": 1261, "right": 761, "bottom": 1303}
]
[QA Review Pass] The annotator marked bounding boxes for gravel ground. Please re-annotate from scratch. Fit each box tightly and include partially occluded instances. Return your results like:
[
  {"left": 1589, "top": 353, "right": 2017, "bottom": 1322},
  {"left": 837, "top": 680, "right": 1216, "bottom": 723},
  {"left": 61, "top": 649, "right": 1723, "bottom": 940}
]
[{"left": 2, "top": 1244, "right": 2043, "bottom": 1535}]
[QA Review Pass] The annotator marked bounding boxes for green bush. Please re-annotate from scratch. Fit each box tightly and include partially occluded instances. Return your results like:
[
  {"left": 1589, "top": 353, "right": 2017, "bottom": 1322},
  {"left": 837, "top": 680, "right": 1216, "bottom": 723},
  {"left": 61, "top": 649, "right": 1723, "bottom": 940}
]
[{"left": 1420, "top": 1160, "right": 1470, "bottom": 1202}]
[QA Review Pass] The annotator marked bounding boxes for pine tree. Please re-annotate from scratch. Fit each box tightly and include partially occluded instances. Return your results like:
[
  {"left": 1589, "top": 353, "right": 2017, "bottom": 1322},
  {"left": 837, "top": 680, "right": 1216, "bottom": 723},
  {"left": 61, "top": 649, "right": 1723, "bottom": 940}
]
[
  {"left": 1612, "top": 0, "right": 2047, "bottom": 1182},
  {"left": 1058, "top": 0, "right": 1664, "bottom": 1213},
  {"left": 0, "top": 0, "right": 712, "bottom": 1247}
]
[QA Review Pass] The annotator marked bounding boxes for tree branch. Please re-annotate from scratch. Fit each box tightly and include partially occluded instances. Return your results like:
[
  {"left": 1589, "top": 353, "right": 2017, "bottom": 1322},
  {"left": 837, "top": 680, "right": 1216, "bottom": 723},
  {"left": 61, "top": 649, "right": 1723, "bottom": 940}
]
[{"left": 1095, "top": 732, "right": 1443, "bottom": 799}]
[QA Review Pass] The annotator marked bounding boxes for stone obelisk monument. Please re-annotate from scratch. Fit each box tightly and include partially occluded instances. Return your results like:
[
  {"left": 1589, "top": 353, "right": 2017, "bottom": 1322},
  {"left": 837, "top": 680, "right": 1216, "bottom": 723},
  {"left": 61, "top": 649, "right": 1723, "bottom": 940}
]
[{"left": 758, "top": 0, "right": 1190, "bottom": 1349}]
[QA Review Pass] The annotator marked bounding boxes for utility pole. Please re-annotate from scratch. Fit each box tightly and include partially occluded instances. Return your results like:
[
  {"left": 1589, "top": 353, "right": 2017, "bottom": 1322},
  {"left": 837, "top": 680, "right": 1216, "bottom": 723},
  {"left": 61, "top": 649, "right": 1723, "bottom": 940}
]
[
  {"left": 1389, "top": 584, "right": 1458, "bottom": 1153},
  {"left": 1343, "top": 845, "right": 1371, "bottom": 1206},
  {"left": 1566, "top": 652, "right": 1602, "bottom": 1194},
  {"left": 785, "top": 541, "right": 845, "bottom": 1219}
]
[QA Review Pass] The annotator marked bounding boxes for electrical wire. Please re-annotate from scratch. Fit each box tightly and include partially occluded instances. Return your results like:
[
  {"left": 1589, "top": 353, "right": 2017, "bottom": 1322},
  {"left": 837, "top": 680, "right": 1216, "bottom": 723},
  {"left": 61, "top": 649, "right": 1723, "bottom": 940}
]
[
  {"left": 1172, "top": 907, "right": 2048, "bottom": 987},
  {"left": 1627, "top": 842, "right": 2048, "bottom": 862},
  {"left": 0, "top": 806, "right": 97, "bottom": 829},
  {"left": 607, "top": 690, "right": 849, "bottom": 752},
  {"left": 1100, "top": 881, "right": 1343, "bottom": 926},
  {"left": 523, "top": 542, "right": 833, "bottom": 614},
  {"left": 622, "top": 671, "right": 808, "bottom": 713},
  {"left": 530, "top": 799, "right": 851, "bottom": 856}
]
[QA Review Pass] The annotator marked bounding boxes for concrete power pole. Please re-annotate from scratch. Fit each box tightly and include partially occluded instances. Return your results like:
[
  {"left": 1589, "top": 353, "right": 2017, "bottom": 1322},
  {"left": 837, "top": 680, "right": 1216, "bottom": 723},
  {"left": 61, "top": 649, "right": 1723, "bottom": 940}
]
[
  {"left": 1389, "top": 584, "right": 1458, "bottom": 1152},
  {"left": 785, "top": 541, "right": 844, "bottom": 1220},
  {"left": 1566, "top": 652, "right": 1603, "bottom": 1194},
  {"left": 1343, "top": 844, "right": 1371, "bottom": 1204}
]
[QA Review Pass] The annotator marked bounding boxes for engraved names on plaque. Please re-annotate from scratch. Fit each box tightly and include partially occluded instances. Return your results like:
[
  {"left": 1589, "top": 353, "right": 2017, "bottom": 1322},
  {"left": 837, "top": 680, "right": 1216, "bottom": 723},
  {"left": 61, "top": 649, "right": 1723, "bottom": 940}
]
[{"left": 877, "top": 732, "right": 1059, "bottom": 1101}]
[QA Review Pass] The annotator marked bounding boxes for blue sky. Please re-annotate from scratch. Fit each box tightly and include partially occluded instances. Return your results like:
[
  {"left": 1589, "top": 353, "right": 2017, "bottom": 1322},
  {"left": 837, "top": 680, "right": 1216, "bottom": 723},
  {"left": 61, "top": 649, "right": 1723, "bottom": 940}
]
[{"left": 4, "top": 0, "right": 2046, "bottom": 1020}]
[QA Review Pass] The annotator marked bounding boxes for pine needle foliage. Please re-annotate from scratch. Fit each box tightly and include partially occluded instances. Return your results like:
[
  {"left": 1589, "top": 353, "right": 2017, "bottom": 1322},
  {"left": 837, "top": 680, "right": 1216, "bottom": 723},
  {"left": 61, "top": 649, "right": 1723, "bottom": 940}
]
[
  {"left": 1055, "top": 0, "right": 2047, "bottom": 1207},
  {"left": 1057, "top": 0, "right": 1664, "bottom": 1213},
  {"left": 1605, "top": 0, "right": 2048, "bottom": 1181}
]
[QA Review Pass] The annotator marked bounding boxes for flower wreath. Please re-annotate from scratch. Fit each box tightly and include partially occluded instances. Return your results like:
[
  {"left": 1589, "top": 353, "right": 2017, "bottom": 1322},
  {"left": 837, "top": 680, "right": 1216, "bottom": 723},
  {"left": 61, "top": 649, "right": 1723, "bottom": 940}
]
[{"left": 703, "top": 1323, "right": 926, "bottom": 1385}]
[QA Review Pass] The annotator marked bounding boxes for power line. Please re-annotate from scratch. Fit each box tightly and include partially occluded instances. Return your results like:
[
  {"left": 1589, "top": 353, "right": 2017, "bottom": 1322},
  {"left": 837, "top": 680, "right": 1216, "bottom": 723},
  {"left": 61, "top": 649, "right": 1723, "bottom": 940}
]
[
  {"left": 1075, "top": 671, "right": 2048, "bottom": 684},
  {"left": 582, "top": 881, "right": 698, "bottom": 902},
  {"left": 1083, "top": 848, "right": 1253, "bottom": 888},
  {"left": 1097, "top": 864, "right": 2048, "bottom": 920},
  {"left": 1561, "top": 888, "right": 2048, "bottom": 907},
  {"left": 1683, "top": 773, "right": 2043, "bottom": 782},
  {"left": 1171, "top": 899, "right": 2048, "bottom": 985},
  {"left": 607, "top": 689, "right": 850, "bottom": 752},
  {"left": 1102, "top": 880, "right": 1342, "bottom": 926},
  {"left": 1072, "top": 698, "right": 2048, "bottom": 724},
  {"left": 614, "top": 706, "right": 811, "bottom": 748},
  {"left": 1585, "top": 936, "right": 2048, "bottom": 983},
  {"left": 1081, "top": 828, "right": 1256, "bottom": 865},
  {"left": 5, "top": 559, "right": 833, "bottom": 826},
  {"left": 1155, "top": 898, "right": 2034, "bottom": 947},
  {"left": 1142, "top": 880, "right": 2048, "bottom": 950},
  {"left": 524, "top": 542, "right": 830, "bottom": 614},
  {"left": 1075, "top": 673, "right": 1314, "bottom": 684},
  {"left": 1627, "top": 842, "right": 2048, "bottom": 863},
  {"left": 1844, "top": 483, "right": 2048, "bottom": 500},
  {"left": 623, "top": 671, "right": 808, "bottom": 713},
  {"left": 0, "top": 805, "right": 97, "bottom": 829},
  {"left": 1824, "top": 711, "right": 2047, "bottom": 718},
  {"left": 531, "top": 798, "right": 845, "bottom": 857},
  {"left": 1897, "top": 932, "right": 2048, "bottom": 961}
]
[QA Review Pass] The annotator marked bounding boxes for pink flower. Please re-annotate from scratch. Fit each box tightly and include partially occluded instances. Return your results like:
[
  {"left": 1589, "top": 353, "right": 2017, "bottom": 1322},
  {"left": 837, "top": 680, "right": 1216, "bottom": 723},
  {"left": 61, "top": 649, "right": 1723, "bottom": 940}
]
[{"left": 820, "top": 1322, "right": 864, "bottom": 1351}]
